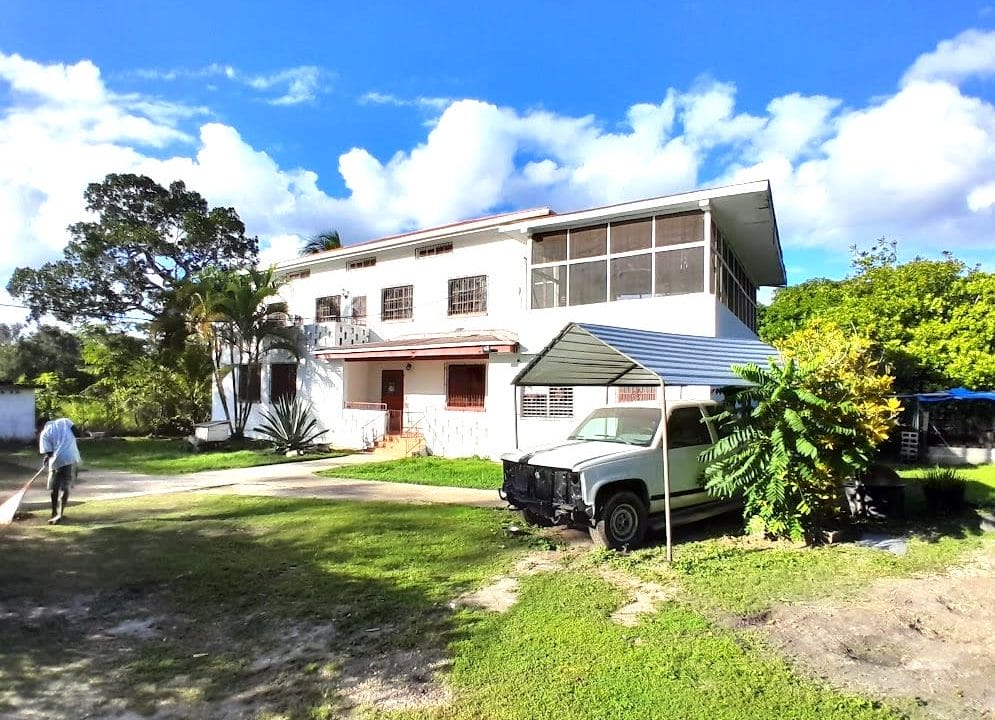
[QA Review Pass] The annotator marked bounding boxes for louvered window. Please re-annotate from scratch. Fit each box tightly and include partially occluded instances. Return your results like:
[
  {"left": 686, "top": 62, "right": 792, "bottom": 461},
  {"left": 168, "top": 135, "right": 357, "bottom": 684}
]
[{"left": 520, "top": 387, "right": 574, "bottom": 418}]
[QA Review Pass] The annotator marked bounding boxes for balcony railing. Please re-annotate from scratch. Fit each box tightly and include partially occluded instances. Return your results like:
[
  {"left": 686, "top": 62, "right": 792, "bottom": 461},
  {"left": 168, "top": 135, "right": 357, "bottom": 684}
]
[{"left": 300, "top": 320, "right": 371, "bottom": 350}]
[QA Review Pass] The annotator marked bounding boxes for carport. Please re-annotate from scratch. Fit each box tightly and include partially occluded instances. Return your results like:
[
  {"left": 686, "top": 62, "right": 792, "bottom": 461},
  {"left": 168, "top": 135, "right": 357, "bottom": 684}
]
[{"left": 512, "top": 322, "right": 778, "bottom": 559}]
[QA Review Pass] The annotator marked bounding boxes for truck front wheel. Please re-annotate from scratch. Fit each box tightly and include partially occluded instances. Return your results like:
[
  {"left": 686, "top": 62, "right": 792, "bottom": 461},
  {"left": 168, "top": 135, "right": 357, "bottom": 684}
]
[{"left": 590, "top": 491, "right": 647, "bottom": 550}]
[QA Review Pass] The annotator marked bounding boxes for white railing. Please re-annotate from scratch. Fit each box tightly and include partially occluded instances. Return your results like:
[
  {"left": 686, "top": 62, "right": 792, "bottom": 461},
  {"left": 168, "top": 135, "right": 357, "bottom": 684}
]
[{"left": 341, "top": 406, "right": 387, "bottom": 450}]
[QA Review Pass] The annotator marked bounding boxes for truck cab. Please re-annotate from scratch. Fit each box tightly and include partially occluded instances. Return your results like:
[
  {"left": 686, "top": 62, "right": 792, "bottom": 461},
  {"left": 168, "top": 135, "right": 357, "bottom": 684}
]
[{"left": 500, "top": 400, "right": 734, "bottom": 549}]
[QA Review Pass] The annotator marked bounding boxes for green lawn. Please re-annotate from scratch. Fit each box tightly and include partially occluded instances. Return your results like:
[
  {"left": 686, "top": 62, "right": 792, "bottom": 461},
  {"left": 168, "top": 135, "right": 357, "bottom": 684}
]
[
  {"left": 5, "top": 494, "right": 979, "bottom": 719},
  {"left": 320, "top": 456, "right": 503, "bottom": 489},
  {"left": 898, "top": 463, "right": 995, "bottom": 506},
  {"left": 62, "top": 437, "right": 352, "bottom": 475},
  {"left": 586, "top": 524, "right": 990, "bottom": 615}
]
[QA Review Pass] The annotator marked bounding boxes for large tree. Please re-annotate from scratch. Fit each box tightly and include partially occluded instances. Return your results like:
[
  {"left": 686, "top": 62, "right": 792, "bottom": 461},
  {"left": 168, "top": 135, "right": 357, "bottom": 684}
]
[
  {"left": 759, "top": 240, "right": 995, "bottom": 392},
  {"left": 0, "top": 324, "right": 85, "bottom": 385},
  {"left": 7, "top": 173, "right": 259, "bottom": 324}
]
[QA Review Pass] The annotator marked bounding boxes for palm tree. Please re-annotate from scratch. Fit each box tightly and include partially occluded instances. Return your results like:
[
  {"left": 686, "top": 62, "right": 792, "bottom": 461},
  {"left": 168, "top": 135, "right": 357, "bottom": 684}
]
[
  {"left": 300, "top": 230, "right": 342, "bottom": 255},
  {"left": 186, "top": 267, "right": 300, "bottom": 438}
]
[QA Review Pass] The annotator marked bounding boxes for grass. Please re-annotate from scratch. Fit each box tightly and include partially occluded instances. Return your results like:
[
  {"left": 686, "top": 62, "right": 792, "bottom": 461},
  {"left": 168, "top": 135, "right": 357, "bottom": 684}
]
[
  {"left": 319, "top": 456, "right": 503, "bottom": 489},
  {"left": 17, "top": 436, "right": 353, "bottom": 475},
  {"left": 2, "top": 494, "right": 915, "bottom": 720},
  {"left": 1, "top": 495, "right": 527, "bottom": 717},
  {"left": 384, "top": 573, "right": 898, "bottom": 720},
  {"left": 586, "top": 522, "right": 990, "bottom": 615},
  {"left": 897, "top": 463, "right": 995, "bottom": 506}
]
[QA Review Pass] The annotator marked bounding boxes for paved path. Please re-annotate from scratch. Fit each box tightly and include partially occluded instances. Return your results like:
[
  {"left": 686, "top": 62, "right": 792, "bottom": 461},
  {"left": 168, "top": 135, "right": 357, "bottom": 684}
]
[{"left": 13, "top": 453, "right": 504, "bottom": 512}]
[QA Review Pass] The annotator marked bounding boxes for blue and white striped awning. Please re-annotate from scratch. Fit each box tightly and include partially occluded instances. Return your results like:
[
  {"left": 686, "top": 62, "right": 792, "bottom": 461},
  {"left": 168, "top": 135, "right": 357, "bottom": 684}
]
[{"left": 513, "top": 323, "right": 779, "bottom": 388}]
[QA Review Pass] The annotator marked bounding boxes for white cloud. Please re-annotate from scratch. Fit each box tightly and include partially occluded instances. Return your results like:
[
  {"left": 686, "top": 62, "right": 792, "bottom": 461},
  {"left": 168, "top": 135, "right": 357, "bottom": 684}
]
[
  {"left": 245, "top": 66, "right": 321, "bottom": 105},
  {"left": 3, "top": 28, "right": 995, "bottom": 311},
  {"left": 901, "top": 28, "right": 995, "bottom": 86},
  {"left": 128, "top": 63, "right": 324, "bottom": 105},
  {"left": 359, "top": 91, "right": 452, "bottom": 110}
]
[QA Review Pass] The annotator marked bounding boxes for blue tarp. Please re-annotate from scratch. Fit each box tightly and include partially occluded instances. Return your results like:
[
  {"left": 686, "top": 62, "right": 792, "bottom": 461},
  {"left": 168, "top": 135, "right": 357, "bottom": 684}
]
[{"left": 912, "top": 387, "right": 995, "bottom": 403}]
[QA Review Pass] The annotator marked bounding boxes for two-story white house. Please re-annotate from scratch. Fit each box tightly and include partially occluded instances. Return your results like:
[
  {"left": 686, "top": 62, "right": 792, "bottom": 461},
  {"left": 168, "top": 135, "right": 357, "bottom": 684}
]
[{"left": 218, "top": 180, "right": 785, "bottom": 458}]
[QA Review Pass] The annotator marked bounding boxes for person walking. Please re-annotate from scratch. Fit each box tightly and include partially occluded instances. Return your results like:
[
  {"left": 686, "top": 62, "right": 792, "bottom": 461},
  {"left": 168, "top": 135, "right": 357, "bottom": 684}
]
[{"left": 38, "top": 417, "right": 82, "bottom": 524}]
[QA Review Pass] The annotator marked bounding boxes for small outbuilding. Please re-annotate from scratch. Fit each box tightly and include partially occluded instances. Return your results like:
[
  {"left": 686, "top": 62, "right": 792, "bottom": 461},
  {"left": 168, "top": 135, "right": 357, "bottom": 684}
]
[{"left": 0, "top": 383, "right": 37, "bottom": 442}]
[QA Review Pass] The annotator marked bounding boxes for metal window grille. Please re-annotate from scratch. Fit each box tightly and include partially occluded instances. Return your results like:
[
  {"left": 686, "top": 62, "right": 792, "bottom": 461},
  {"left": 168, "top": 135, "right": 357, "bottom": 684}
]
[
  {"left": 617, "top": 386, "right": 657, "bottom": 402},
  {"left": 285, "top": 269, "right": 310, "bottom": 281},
  {"left": 350, "top": 295, "right": 367, "bottom": 324},
  {"left": 316, "top": 295, "right": 341, "bottom": 322},
  {"left": 381, "top": 285, "right": 413, "bottom": 321},
  {"left": 417, "top": 242, "right": 453, "bottom": 258},
  {"left": 520, "top": 387, "right": 573, "bottom": 418},
  {"left": 448, "top": 275, "right": 487, "bottom": 315},
  {"left": 447, "top": 364, "right": 485, "bottom": 409}
]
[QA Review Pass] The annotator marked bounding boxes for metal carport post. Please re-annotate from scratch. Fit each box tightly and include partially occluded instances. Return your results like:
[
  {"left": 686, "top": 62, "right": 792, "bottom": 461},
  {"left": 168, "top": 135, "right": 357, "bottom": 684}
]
[{"left": 511, "top": 322, "right": 779, "bottom": 562}]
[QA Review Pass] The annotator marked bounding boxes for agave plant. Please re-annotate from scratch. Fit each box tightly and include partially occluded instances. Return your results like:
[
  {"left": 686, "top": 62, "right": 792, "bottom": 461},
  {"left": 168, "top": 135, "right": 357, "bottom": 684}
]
[{"left": 254, "top": 396, "right": 326, "bottom": 453}]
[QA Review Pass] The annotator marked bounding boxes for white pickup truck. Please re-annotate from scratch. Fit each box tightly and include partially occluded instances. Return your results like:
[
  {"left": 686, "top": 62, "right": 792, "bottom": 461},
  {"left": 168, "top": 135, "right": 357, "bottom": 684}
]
[{"left": 500, "top": 400, "right": 738, "bottom": 549}]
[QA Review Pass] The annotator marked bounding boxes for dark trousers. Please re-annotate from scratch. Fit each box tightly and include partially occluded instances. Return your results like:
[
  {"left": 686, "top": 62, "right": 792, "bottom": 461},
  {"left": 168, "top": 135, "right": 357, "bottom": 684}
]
[{"left": 49, "top": 465, "right": 73, "bottom": 517}]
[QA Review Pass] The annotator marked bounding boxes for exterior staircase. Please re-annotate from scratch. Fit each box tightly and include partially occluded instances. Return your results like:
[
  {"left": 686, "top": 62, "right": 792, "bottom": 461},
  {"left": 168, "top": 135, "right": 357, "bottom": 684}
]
[{"left": 368, "top": 429, "right": 426, "bottom": 459}]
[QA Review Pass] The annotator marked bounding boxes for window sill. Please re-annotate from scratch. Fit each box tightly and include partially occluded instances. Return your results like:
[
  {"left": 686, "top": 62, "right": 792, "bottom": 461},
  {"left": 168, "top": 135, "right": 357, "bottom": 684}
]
[{"left": 446, "top": 405, "right": 486, "bottom": 412}]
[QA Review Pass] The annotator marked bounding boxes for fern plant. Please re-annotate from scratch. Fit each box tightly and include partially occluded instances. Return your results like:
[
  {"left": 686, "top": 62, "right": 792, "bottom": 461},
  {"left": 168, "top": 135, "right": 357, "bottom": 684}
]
[
  {"left": 700, "top": 359, "right": 871, "bottom": 541},
  {"left": 254, "top": 395, "right": 326, "bottom": 453}
]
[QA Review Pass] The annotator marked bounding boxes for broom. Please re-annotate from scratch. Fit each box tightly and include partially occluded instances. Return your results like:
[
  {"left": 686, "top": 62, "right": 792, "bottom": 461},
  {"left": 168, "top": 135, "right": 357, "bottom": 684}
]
[{"left": 0, "top": 465, "right": 47, "bottom": 525}]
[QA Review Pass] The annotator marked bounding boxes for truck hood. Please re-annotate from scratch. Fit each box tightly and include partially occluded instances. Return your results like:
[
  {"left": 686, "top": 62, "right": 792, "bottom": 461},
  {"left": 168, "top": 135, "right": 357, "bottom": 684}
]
[{"left": 502, "top": 440, "right": 644, "bottom": 471}]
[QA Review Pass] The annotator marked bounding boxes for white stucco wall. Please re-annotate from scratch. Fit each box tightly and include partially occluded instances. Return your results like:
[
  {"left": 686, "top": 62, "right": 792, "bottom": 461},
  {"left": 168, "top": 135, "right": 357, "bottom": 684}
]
[
  {"left": 209, "top": 203, "right": 777, "bottom": 459},
  {"left": 0, "top": 387, "right": 36, "bottom": 441}
]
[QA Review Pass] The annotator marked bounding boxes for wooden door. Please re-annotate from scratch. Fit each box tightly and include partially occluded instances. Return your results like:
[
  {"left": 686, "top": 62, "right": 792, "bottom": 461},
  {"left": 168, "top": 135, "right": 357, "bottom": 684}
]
[{"left": 381, "top": 370, "right": 404, "bottom": 434}]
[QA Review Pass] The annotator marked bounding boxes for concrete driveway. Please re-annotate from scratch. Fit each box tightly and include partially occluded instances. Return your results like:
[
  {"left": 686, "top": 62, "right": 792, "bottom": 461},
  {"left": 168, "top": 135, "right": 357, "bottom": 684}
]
[{"left": 4, "top": 453, "right": 504, "bottom": 512}]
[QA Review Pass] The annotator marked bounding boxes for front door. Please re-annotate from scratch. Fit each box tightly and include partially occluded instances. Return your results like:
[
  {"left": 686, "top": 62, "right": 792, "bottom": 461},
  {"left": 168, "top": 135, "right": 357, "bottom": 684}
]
[{"left": 381, "top": 369, "right": 404, "bottom": 434}]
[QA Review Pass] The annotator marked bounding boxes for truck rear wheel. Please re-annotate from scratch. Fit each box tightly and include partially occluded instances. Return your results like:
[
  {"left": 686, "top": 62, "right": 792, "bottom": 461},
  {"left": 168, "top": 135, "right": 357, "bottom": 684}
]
[
  {"left": 520, "top": 507, "right": 554, "bottom": 527},
  {"left": 590, "top": 490, "right": 647, "bottom": 550}
]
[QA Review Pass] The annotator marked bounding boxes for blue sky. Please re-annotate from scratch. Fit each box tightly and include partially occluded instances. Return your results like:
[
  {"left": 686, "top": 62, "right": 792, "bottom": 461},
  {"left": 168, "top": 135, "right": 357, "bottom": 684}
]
[{"left": 2, "top": 1, "right": 995, "bottom": 322}]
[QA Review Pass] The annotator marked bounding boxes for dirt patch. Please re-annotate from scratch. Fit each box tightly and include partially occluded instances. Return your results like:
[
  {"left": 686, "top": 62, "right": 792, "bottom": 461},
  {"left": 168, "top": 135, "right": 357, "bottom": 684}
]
[
  {"left": 457, "top": 550, "right": 563, "bottom": 612},
  {"left": 458, "top": 549, "right": 679, "bottom": 627},
  {"left": 338, "top": 648, "right": 452, "bottom": 711},
  {"left": 602, "top": 570, "right": 678, "bottom": 627},
  {"left": 0, "top": 589, "right": 454, "bottom": 718},
  {"left": 760, "top": 544, "right": 995, "bottom": 719}
]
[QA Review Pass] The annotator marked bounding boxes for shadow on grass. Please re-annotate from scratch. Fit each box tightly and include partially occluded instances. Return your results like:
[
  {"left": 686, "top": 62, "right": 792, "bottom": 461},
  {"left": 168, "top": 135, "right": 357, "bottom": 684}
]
[{"left": 0, "top": 497, "right": 516, "bottom": 718}]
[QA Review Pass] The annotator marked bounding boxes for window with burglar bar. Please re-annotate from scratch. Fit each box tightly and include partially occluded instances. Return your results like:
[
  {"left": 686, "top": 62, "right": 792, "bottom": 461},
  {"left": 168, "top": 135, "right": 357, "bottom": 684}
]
[
  {"left": 520, "top": 386, "right": 574, "bottom": 418},
  {"left": 448, "top": 275, "right": 487, "bottom": 315},
  {"left": 616, "top": 386, "right": 658, "bottom": 402},
  {"left": 447, "top": 364, "right": 485, "bottom": 409},
  {"left": 316, "top": 295, "right": 341, "bottom": 322},
  {"left": 381, "top": 285, "right": 413, "bottom": 321}
]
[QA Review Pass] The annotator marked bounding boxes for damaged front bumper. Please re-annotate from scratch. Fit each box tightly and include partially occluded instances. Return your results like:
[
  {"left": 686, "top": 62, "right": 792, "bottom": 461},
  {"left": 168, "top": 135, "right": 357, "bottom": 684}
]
[{"left": 500, "top": 460, "right": 591, "bottom": 525}]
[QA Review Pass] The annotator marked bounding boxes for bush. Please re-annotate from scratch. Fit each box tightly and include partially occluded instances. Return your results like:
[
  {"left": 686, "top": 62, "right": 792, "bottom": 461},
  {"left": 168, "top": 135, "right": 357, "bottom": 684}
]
[
  {"left": 920, "top": 466, "right": 967, "bottom": 515},
  {"left": 700, "top": 329, "right": 901, "bottom": 543}
]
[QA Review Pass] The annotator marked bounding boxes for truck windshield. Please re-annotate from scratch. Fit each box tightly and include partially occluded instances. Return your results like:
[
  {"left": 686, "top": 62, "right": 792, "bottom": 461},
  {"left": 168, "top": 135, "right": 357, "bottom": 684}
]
[{"left": 567, "top": 407, "right": 661, "bottom": 447}]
